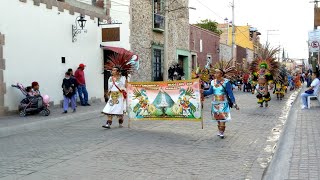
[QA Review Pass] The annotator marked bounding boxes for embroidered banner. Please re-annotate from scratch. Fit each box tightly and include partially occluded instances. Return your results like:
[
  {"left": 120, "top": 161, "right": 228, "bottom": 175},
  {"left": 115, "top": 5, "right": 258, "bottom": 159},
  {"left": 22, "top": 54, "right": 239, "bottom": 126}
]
[{"left": 127, "top": 79, "right": 202, "bottom": 121}]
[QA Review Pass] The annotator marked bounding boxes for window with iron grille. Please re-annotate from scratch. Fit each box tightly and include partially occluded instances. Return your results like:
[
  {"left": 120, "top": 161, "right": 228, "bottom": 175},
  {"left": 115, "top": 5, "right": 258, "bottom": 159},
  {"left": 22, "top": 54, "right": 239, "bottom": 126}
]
[
  {"left": 153, "top": 0, "right": 165, "bottom": 32},
  {"left": 153, "top": 48, "right": 163, "bottom": 81}
]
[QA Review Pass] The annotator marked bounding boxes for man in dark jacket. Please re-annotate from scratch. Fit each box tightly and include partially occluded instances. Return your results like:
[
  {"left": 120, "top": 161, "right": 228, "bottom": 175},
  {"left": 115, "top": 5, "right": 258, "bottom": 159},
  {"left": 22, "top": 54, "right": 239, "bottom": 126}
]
[{"left": 62, "top": 72, "right": 78, "bottom": 113}]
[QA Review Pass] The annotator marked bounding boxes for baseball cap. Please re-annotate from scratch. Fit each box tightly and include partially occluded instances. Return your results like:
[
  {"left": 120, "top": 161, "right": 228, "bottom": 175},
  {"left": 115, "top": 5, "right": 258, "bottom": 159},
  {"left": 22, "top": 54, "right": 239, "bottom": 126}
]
[
  {"left": 79, "top": 63, "right": 86, "bottom": 68},
  {"left": 31, "top": 81, "right": 39, "bottom": 87}
]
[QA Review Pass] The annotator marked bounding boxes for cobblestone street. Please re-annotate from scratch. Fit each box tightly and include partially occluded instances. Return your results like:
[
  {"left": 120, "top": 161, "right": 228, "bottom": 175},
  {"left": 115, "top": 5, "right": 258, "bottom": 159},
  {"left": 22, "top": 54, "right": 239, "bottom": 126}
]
[{"left": 0, "top": 90, "right": 299, "bottom": 180}]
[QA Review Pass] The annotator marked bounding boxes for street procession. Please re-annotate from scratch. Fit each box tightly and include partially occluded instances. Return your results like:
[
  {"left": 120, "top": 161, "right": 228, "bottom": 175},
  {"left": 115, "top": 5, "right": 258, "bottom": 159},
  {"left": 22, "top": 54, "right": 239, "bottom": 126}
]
[{"left": 0, "top": 0, "right": 319, "bottom": 179}]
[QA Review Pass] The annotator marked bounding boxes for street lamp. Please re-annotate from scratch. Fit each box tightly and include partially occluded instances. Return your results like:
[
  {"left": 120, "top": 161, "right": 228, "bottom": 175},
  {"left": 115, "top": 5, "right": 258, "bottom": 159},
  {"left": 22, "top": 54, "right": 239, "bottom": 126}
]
[{"left": 72, "top": 15, "right": 87, "bottom": 42}]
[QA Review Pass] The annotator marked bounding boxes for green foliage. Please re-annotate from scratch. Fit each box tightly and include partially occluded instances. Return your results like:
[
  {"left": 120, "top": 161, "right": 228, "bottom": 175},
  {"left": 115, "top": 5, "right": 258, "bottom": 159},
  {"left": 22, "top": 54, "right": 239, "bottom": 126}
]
[{"left": 196, "top": 19, "right": 223, "bottom": 35}]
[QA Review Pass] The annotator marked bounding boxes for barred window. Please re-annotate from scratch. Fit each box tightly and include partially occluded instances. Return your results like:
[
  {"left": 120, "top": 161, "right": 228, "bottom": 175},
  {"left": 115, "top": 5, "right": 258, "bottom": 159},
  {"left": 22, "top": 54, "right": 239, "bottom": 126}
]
[{"left": 153, "top": 48, "right": 163, "bottom": 81}]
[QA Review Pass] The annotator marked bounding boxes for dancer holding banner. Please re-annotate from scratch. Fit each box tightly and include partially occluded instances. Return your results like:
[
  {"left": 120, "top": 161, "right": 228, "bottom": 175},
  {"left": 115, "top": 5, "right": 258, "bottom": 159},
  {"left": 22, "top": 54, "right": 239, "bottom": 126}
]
[
  {"left": 102, "top": 51, "right": 139, "bottom": 129},
  {"left": 202, "top": 60, "right": 239, "bottom": 139}
]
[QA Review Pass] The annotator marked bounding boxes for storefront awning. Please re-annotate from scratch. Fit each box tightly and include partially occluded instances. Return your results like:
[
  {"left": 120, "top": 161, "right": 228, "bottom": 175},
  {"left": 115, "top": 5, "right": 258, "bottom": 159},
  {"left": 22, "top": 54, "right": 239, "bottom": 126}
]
[{"left": 100, "top": 45, "right": 134, "bottom": 56}]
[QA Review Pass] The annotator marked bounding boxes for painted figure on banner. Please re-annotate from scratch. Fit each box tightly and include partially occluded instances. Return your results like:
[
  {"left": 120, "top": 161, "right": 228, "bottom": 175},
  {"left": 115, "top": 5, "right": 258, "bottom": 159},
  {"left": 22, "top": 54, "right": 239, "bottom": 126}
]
[
  {"left": 127, "top": 79, "right": 202, "bottom": 120},
  {"left": 176, "top": 87, "right": 197, "bottom": 117},
  {"left": 132, "top": 88, "right": 152, "bottom": 117},
  {"left": 152, "top": 88, "right": 175, "bottom": 117},
  {"left": 202, "top": 59, "right": 239, "bottom": 139}
]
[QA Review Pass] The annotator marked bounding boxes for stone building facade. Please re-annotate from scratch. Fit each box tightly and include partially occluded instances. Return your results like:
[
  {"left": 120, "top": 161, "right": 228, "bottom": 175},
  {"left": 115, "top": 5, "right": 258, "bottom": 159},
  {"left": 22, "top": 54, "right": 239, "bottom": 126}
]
[
  {"left": 130, "top": 0, "right": 190, "bottom": 81},
  {"left": 0, "top": 33, "right": 5, "bottom": 115}
]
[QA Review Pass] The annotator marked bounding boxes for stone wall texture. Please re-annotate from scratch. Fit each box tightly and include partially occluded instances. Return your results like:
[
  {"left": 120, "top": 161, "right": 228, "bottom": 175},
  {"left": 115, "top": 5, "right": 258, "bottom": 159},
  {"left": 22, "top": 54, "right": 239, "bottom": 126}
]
[
  {"left": 0, "top": 32, "right": 7, "bottom": 115},
  {"left": 246, "top": 48, "right": 254, "bottom": 63},
  {"left": 130, "top": 0, "right": 189, "bottom": 82},
  {"left": 219, "top": 43, "right": 232, "bottom": 61}
]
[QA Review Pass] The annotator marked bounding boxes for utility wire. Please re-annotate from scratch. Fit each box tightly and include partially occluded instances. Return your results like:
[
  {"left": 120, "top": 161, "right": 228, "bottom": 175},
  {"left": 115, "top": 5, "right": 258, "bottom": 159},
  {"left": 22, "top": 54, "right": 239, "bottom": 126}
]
[{"left": 193, "top": 0, "right": 225, "bottom": 21}]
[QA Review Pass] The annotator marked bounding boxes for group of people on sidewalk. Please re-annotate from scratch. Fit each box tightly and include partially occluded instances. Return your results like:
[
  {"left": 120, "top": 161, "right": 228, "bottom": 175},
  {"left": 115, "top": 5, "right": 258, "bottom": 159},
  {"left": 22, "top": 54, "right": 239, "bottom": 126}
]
[{"left": 61, "top": 63, "right": 90, "bottom": 114}]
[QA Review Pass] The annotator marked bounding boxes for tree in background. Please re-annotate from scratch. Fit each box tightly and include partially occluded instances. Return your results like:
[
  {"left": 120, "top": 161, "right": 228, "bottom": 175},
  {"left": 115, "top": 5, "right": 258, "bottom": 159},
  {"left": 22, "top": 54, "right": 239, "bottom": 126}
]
[{"left": 196, "top": 19, "right": 222, "bottom": 35}]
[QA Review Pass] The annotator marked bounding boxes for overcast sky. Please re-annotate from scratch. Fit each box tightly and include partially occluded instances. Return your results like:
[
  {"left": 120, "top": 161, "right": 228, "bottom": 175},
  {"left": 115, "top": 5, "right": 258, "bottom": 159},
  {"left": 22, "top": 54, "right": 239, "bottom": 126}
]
[{"left": 189, "top": 0, "right": 314, "bottom": 59}]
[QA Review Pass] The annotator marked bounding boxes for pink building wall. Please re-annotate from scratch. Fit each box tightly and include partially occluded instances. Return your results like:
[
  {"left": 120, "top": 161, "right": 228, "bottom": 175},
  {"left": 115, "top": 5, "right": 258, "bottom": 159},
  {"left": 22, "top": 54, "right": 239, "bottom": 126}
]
[{"left": 189, "top": 25, "right": 220, "bottom": 68}]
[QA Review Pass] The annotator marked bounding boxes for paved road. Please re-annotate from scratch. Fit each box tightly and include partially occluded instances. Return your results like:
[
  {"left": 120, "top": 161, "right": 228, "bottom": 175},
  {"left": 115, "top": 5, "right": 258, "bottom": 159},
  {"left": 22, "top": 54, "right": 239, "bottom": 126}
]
[
  {"left": 263, "top": 85, "right": 320, "bottom": 180},
  {"left": 0, "top": 90, "right": 298, "bottom": 180}
]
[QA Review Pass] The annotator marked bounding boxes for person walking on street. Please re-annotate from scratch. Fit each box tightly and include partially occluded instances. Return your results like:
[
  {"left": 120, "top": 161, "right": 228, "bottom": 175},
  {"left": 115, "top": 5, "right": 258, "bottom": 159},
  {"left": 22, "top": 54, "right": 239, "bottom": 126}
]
[
  {"left": 74, "top": 63, "right": 90, "bottom": 106},
  {"left": 301, "top": 72, "right": 320, "bottom": 109},
  {"left": 101, "top": 51, "right": 137, "bottom": 129},
  {"left": 202, "top": 61, "right": 239, "bottom": 139},
  {"left": 243, "top": 72, "right": 249, "bottom": 92},
  {"left": 62, "top": 72, "right": 78, "bottom": 113},
  {"left": 102, "top": 67, "right": 127, "bottom": 129}
]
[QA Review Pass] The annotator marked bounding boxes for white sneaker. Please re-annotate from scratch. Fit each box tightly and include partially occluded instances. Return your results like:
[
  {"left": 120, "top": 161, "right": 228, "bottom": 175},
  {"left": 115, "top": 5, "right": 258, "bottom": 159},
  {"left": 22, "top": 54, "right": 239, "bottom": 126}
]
[
  {"left": 219, "top": 133, "right": 225, "bottom": 139},
  {"left": 102, "top": 124, "right": 111, "bottom": 129},
  {"left": 301, "top": 105, "right": 307, "bottom": 110}
]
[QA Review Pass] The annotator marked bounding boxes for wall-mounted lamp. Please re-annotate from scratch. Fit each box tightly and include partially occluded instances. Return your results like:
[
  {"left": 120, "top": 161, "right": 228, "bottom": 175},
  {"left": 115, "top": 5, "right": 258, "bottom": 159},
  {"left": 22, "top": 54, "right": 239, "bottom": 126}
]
[
  {"left": 98, "top": 18, "right": 122, "bottom": 27},
  {"left": 72, "top": 15, "right": 87, "bottom": 42}
]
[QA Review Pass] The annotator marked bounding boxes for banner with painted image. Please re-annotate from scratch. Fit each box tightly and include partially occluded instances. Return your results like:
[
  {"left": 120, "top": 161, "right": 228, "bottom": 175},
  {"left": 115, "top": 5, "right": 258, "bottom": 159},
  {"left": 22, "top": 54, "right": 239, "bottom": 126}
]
[{"left": 127, "top": 79, "right": 202, "bottom": 121}]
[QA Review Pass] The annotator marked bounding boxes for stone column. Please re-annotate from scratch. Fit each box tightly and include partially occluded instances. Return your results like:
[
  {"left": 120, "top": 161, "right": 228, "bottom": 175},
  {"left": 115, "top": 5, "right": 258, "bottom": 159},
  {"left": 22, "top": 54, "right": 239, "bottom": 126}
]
[{"left": 0, "top": 33, "right": 7, "bottom": 115}]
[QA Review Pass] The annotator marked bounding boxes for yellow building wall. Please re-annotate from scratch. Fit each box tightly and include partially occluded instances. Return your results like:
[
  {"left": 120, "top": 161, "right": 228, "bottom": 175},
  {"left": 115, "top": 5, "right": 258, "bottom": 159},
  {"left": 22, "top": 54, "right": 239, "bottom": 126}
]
[{"left": 225, "top": 26, "right": 254, "bottom": 50}]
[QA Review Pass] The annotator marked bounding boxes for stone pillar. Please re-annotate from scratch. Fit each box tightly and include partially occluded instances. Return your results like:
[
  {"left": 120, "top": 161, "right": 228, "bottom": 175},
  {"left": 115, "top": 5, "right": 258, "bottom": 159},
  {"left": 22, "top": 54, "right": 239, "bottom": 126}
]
[{"left": 0, "top": 33, "right": 7, "bottom": 115}]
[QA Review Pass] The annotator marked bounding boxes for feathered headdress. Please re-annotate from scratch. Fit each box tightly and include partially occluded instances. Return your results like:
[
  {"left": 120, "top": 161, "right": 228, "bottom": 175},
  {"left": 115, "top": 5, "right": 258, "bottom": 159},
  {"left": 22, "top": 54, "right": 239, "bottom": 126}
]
[
  {"left": 250, "top": 43, "right": 280, "bottom": 77},
  {"left": 275, "top": 64, "right": 289, "bottom": 83},
  {"left": 104, "top": 49, "right": 139, "bottom": 74},
  {"left": 214, "top": 58, "right": 237, "bottom": 79}
]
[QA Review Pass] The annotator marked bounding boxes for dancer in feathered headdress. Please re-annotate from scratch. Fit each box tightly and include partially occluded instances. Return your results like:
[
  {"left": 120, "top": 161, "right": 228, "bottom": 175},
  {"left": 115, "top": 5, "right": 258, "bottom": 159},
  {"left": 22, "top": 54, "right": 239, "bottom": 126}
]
[
  {"left": 191, "top": 59, "right": 214, "bottom": 109},
  {"left": 202, "top": 59, "right": 239, "bottom": 139},
  {"left": 102, "top": 50, "right": 139, "bottom": 129},
  {"left": 273, "top": 65, "right": 289, "bottom": 100},
  {"left": 250, "top": 43, "right": 280, "bottom": 107}
]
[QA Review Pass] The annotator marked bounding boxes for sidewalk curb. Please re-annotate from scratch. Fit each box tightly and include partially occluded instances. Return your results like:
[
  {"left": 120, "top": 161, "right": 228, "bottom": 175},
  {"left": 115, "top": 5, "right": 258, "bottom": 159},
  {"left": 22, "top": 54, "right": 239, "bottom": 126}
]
[
  {"left": 262, "top": 88, "right": 303, "bottom": 180},
  {"left": 0, "top": 108, "right": 104, "bottom": 138}
]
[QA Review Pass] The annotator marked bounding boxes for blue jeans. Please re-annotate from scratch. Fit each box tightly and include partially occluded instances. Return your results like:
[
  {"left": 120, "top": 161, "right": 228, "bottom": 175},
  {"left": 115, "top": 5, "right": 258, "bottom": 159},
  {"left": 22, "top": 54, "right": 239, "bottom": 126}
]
[
  {"left": 301, "top": 92, "right": 314, "bottom": 107},
  {"left": 77, "top": 85, "right": 88, "bottom": 105}
]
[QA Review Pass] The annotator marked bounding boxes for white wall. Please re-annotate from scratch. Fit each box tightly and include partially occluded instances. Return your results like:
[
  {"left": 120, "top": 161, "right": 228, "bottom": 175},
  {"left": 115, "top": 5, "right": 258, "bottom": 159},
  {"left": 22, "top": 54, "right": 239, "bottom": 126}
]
[
  {"left": 100, "top": 0, "right": 131, "bottom": 50},
  {"left": 0, "top": 0, "right": 104, "bottom": 110}
]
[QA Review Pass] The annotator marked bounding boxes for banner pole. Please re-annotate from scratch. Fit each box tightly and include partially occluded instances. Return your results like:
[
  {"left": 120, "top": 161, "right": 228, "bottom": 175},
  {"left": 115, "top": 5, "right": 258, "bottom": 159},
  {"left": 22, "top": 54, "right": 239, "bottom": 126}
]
[
  {"left": 201, "top": 100, "right": 204, "bottom": 129},
  {"left": 128, "top": 117, "right": 131, "bottom": 128},
  {"left": 201, "top": 116, "right": 204, "bottom": 129}
]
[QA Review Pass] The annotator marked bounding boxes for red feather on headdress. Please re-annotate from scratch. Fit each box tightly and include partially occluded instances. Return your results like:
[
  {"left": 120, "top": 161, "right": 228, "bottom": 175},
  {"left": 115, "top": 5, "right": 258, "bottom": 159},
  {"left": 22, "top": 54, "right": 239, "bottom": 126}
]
[{"left": 104, "top": 49, "right": 134, "bottom": 73}]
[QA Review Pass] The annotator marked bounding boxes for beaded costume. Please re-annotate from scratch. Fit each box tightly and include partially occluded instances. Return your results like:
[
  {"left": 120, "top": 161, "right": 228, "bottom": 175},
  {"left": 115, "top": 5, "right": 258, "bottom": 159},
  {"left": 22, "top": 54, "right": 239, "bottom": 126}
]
[
  {"left": 250, "top": 44, "right": 280, "bottom": 107},
  {"left": 203, "top": 59, "right": 238, "bottom": 138}
]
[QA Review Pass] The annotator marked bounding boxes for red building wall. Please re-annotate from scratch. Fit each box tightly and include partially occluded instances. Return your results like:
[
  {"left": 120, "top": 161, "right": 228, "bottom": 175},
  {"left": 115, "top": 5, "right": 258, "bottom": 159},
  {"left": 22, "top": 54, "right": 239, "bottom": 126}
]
[{"left": 189, "top": 25, "right": 220, "bottom": 68}]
